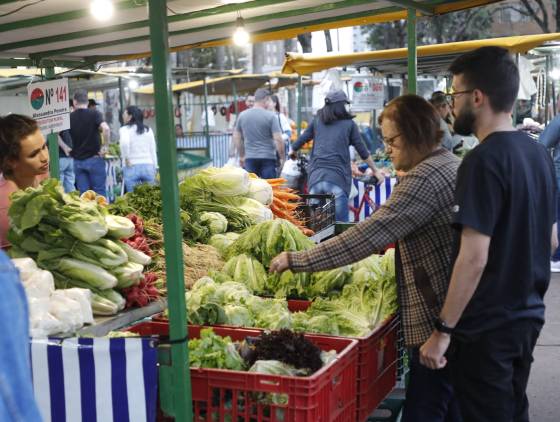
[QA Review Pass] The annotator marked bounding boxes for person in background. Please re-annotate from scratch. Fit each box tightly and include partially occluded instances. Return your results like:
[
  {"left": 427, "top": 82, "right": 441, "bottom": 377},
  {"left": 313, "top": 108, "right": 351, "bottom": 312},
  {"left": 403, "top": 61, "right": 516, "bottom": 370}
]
[
  {"left": 88, "top": 98, "right": 98, "bottom": 110},
  {"left": 420, "top": 46, "right": 556, "bottom": 422},
  {"left": 291, "top": 89, "right": 384, "bottom": 222},
  {"left": 430, "top": 91, "right": 460, "bottom": 152},
  {"left": 245, "top": 95, "right": 255, "bottom": 109},
  {"left": 70, "top": 89, "right": 110, "bottom": 196},
  {"left": 175, "top": 123, "right": 184, "bottom": 139},
  {"left": 269, "top": 95, "right": 292, "bottom": 170},
  {"left": 539, "top": 113, "right": 560, "bottom": 272},
  {"left": 119, "top": 105, "right": 158, "bottom": 193},
  {"left": 57, "top": 100, "right": 75, "bottom": 193},
  {"left": 271, "top": 95, "right": 462, "bottom": 421},
  {"left": 0, "top": 249, "right": 43, "bottom": 421},
  {"left": 0, "top": 115, "right": 49, "bottom": 249},
  {"left": 233, "top": 88, "right": 285, "bottom": 178}
]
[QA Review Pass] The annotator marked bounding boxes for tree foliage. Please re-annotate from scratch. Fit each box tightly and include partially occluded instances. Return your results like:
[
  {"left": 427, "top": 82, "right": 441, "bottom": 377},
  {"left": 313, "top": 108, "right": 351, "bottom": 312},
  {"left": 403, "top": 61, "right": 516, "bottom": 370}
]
[{"left": 362, "top": 7, "right": 494, "bottom": 49}]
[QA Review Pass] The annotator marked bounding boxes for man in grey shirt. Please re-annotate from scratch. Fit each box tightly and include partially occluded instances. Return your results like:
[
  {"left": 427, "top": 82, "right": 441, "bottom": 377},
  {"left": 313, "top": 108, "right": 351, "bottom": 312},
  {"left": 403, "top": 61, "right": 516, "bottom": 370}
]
[{"left": 233, "top": 88, "right": 284, "bottom": 178}]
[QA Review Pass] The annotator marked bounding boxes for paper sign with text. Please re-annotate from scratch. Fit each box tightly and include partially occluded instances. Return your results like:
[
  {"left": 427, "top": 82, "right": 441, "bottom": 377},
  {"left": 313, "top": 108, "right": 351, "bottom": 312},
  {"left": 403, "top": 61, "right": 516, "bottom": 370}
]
[
  {"left": 28, "top": 78, "right": 70, "bottom": 134},
  {"left": 351, "top": 76, "right": 384, "bottom": 111}
]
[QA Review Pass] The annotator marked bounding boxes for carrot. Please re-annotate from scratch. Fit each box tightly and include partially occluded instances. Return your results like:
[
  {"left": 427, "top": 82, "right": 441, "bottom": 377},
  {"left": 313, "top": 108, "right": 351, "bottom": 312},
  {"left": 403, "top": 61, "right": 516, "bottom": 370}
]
[
  {"left": 273, "top": 191, "right": 301, "bottom": 201},
  {"left": 266, "top": 178, "right": 287, "bottom": 185}
]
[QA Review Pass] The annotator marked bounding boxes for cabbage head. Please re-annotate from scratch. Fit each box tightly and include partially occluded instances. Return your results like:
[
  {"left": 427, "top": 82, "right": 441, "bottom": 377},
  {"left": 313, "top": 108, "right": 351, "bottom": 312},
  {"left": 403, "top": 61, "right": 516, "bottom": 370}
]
[
  {"left": 200, "top": 212, "right": 228, "bottom": 235},
  {"left": 224, "top": 304, "right": 254, "bottom": 326}
]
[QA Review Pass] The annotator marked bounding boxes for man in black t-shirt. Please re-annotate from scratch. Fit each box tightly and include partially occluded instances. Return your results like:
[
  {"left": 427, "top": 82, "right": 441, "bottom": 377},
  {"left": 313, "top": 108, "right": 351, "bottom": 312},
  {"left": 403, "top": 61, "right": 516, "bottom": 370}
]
[
  {"left": 69, "top": 89, "right": 110, "bottom": 196},
  {"left": 420, "top": 47, "right": 557, "bottom": 422}
]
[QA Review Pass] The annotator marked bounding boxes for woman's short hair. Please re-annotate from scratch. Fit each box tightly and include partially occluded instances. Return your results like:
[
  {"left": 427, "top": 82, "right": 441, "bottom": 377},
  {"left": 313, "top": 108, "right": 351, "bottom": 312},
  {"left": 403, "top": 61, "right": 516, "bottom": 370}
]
[
  {"left": 0, "top": 114, "right": 39, "bottom": 175},
  {"left": 378, "top": 95, "right": 443, "bottom": 153}
]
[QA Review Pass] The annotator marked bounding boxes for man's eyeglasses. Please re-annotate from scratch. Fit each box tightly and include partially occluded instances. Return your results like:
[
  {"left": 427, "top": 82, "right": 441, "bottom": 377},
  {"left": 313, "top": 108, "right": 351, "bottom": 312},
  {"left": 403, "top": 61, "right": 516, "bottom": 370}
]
[
  {"left": 382, "top": 133, "right": 400, "bottom": 148},
  {"left": 445, "top": 89, "right": 474, "bottom": 104}
]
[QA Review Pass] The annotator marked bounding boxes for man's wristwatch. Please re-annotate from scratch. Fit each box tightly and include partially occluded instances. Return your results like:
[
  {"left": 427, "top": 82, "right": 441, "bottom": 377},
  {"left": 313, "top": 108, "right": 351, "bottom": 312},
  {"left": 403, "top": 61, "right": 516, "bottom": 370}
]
[{"left": 434, "top": 317, "right": 454, "bottom": 335}]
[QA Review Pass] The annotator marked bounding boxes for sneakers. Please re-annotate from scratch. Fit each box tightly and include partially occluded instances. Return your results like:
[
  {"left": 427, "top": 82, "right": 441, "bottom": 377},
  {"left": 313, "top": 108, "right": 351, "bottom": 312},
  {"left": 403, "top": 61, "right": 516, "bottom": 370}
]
[{"left": 551, "top": 261, "right": 560, "bottom": 273}]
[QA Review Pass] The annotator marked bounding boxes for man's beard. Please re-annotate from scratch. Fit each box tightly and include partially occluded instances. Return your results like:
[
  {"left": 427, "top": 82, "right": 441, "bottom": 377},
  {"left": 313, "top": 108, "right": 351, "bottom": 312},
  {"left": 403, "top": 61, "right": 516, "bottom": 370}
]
[{"left": 453, "top": 104, "right": 476, "bottom": 136}]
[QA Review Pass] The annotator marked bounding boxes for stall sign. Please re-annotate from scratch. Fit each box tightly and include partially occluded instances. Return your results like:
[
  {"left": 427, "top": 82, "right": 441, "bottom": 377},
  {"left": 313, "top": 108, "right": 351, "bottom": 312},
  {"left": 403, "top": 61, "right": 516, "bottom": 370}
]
[
  {"left": 27, "top": 78, "right": 70, "bottom": 134},
  {"left": 351, "top": 76, "right": 384, "bottom": 111}
]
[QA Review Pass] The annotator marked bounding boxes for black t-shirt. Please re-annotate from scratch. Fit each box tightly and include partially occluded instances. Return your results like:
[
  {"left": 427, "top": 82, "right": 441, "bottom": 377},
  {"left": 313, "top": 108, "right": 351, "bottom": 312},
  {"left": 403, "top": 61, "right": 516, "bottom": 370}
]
[
  {"left": 58, "top": 130, "right": 72, "bottom": 157},
  {"left": 69, "top": 109, "right": 103, "bottom": 160},
  {"left": 453, "top": 131, "right": 556, "bottom": 336}
]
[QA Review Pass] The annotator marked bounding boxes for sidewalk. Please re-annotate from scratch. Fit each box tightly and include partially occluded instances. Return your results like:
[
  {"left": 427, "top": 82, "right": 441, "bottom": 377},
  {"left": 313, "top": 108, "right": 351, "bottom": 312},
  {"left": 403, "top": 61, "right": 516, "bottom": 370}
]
[{"left": 527, "top": 273, "right": 560, "bottom": 421}]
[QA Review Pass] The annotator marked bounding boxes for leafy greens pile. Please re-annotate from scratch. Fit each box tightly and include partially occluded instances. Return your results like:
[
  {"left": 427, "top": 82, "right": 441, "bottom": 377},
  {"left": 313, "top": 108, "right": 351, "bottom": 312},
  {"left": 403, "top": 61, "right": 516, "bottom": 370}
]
[{"left": 7, "top": 179, "right": 152, "bottom": 315}]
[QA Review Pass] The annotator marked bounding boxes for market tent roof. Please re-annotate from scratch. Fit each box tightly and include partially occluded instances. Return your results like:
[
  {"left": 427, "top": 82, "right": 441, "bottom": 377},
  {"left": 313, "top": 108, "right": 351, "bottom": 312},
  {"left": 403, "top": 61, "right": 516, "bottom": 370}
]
[
  {"left": 282, "top": 33, "right": 560, "bottom": 75},
  {"left": 0, "top": 0, "right": 503, "bottom": 67},
  {"left": 135, "top": 72, "right": 300, "bottom": 95}
]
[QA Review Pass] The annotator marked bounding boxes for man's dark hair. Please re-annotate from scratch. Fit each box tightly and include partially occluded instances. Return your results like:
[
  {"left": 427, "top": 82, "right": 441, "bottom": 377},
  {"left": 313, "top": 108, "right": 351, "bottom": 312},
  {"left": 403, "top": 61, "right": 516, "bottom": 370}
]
[
  {"left": 73, "top": 89, "right": 88, "bottom": 105},
  {"left": 0, "top": 114, "right": 39, "bottom": 175},
  {"left": 449, "top": 46, "right": 519, "bottom": 113},
  {"left": 317, "top": 102, "right": 354, "bottom": 124},
  {"left": 379, "top": 95, "right": 443, "bottom": 154},
  {"left": 430, "top": 91, "right": 448, "bottom": 108}
]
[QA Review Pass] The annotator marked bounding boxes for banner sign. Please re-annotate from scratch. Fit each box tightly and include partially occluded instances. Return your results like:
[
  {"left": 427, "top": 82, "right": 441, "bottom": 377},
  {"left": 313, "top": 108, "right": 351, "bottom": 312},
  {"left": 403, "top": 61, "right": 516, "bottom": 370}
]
[
  {"left": 351, "top": 76, "right": 384, "bottom": 111},
  {"left": 28, "top": 78, "right": 70, "bottom": 134}
]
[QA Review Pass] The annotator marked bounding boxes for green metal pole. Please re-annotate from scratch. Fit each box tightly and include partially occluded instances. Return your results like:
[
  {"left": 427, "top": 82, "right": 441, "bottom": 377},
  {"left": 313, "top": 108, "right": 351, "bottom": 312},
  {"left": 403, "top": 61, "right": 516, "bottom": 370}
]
[
  {"left": 44, "top": 67, "right": 60, "bottom": 179},
  {"left": 147, "top": 2, "right": 192, "bottom": 422},
  {"left": 203, "top": 77, "right": 210, "bottom": 157},
  {"left": 231, "top": 79, "right": 239, "bottom": 116},
  {"left": 118, "top": 77, "right": 125, "bottom": 123},
  {"left": 407, "top": 8, "right": 417, "bottom": 95},
  {"left": 296, "top": 76, "right": 302, "bottom": 136}
]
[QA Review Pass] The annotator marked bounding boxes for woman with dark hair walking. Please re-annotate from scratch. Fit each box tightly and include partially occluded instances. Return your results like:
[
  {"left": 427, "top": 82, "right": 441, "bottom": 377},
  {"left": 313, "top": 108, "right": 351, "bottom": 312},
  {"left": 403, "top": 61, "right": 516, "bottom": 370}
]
[
  {"left": 291, "top": 89, "right": 384, "bottom": 222},
  {"left": 119, "top": 106, "right": 158, "bottom": 192}
]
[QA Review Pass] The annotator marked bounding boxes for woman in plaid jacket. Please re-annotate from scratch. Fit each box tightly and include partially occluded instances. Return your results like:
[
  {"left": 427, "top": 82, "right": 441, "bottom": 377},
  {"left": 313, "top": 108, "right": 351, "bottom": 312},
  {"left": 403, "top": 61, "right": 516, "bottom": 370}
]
[{"left": 270, "top": 95, "right": 462, "bottom": 421}]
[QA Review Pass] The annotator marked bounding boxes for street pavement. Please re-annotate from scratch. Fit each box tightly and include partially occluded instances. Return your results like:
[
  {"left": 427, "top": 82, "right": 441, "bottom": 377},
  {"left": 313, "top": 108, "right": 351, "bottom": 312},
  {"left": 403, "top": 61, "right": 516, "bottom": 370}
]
[{"left": 527, "top": 273, "right": 560, "bottom": 421}]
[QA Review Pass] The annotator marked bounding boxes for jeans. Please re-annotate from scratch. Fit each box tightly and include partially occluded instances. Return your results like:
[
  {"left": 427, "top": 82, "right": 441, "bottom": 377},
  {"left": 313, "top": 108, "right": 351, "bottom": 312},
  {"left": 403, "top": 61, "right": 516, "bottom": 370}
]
[
  {"left": 244, "top": 158, "right": 278, "bottom": 179},
  {"left": 553, "top": 192, "right": 560, "bottom": 261},
  {"left": 450, "top": 320, "right": 541, "bottom": 422},
  {"left": 74, "top": 156, "right": 107, "bottom": 196},
  {"left": 59, "top": 156, "right": 75, "bottom": 192},
  {"left": 0, "top": 251, "right": 42, "bottom": 421},
  {"left": 309, "top": 181, "right": 349, "bottom": 222},
  {"left": 123, "top": 163, "right": 156, "bottom": 193},
  {"left": 74, "top": 157, "right": 107, "bottom": 196},
  {"left": 402, "top": 348, "right": 462, "bottom": 422}
]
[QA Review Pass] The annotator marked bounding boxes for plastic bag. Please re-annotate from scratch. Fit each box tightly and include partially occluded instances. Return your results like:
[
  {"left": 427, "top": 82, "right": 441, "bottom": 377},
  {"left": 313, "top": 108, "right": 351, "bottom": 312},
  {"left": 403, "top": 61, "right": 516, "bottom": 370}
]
[
  {"left": 49, "top": 291, "right": 85, "bottom": 332},
  {"left": 11, "top": 257, "right": 38, "bottom": 281},
  {"left": 281, "top": 158, "right": 300, "bottom": 177},
  {"left": 23, "top": 269, "right": 55, "bottom": 300},
  {"left": 58, "top": 288, "right": 94, "bottom": 324}
]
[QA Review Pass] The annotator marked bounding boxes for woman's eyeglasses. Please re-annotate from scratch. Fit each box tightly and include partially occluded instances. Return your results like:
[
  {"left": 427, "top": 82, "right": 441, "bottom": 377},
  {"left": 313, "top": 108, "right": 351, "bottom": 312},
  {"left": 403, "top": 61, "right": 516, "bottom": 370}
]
[{"left": 382, "top": 133, "right": 400, "bottom": 148}]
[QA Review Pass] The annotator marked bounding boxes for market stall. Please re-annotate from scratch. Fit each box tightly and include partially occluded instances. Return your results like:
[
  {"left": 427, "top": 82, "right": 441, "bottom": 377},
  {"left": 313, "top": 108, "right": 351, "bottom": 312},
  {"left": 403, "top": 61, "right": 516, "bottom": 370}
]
[{"left": 0, "top": 1, "right": 506, "bottom": 421}]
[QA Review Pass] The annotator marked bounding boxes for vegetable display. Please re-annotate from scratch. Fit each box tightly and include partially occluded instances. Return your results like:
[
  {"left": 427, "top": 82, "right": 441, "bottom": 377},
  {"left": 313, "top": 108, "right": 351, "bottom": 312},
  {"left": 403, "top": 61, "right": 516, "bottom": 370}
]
[
  {"left": 7, "top": 179, "right": 157, "bottom": 315},
  {"left": 183, "top": 248, "right": 398, "bottom": 337}
]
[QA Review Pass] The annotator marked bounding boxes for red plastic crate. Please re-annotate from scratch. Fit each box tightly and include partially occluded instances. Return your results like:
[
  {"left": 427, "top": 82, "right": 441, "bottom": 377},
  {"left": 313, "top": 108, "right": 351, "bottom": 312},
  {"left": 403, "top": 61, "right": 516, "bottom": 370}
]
[
  {"left": 126, "top": 322, "right": 358, "bottom": 422},
  {"left": 285, "top": 302, "right": 400, "bottom": 421}
]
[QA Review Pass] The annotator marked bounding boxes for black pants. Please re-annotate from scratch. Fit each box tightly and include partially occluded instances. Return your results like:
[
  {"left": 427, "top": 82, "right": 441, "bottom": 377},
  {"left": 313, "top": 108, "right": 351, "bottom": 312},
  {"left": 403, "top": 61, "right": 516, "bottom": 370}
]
[
  {"left": 402, "top": 348, "right": 463, "bottom": 422},
  {"left": 450, "top": 320, "right": 542, "bottom": 422}
]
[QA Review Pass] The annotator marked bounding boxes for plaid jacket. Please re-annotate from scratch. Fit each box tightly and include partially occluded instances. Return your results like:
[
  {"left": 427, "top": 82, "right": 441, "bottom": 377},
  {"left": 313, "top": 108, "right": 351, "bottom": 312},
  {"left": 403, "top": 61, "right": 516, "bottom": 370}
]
[{"left": 289, "top": 149, "right": 460, "bottom": 346}]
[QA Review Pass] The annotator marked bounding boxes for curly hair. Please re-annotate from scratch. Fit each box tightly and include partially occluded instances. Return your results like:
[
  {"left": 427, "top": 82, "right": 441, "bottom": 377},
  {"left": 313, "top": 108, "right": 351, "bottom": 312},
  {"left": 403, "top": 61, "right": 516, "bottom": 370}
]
[{"left": 0, "top": 114, "right": 39, "bottom": 175}]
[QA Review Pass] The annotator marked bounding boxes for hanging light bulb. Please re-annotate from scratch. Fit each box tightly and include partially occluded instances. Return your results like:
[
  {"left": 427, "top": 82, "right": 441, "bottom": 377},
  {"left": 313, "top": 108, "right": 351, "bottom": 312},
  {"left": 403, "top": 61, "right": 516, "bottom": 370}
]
[
  {"left": 550, "top": 68, "right": 560, "bottom": 81},
  {"left": 128, "top": 79, "right": 139, "bottom": 90},
  {"left": 90, "top": 0, "right": 114, "bottom": 21},
  {"left": 232, "top": 17, "right": 250, "bottom": 47}
]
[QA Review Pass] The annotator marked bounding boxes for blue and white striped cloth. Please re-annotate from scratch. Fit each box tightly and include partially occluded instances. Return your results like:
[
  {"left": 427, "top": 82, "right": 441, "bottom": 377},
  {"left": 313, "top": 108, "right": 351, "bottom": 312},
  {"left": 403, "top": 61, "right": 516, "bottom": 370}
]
[
  {"left": 30, "top": 337, "right": 158, "bottom": 422},
  {"left": 350, "top": 177, "right": 397, "bottom": 221}
]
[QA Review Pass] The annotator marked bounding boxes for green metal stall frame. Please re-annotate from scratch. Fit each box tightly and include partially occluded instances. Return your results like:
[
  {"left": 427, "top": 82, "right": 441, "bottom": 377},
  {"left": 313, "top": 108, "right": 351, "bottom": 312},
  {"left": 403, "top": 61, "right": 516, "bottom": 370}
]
[
  {"left": 11, "top": 1, "right": 503, "bottom": 421},
  {"left": 147, "top": 1, "right": 192, "bottom": 420}
]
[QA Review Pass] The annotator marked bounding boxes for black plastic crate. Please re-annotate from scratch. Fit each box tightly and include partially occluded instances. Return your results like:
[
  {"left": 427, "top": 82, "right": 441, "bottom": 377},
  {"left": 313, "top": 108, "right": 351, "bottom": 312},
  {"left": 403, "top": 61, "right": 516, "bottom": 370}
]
[{"left": 296, "top": 193, "right": 336, "bottom": 233}]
